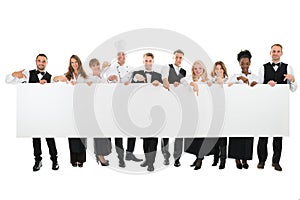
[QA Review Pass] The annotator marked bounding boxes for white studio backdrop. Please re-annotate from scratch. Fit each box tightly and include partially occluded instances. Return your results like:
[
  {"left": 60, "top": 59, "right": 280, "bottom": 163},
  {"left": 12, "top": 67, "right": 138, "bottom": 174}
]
[{"left": 0, "top": 0, "right": 300, "bottom": 200}]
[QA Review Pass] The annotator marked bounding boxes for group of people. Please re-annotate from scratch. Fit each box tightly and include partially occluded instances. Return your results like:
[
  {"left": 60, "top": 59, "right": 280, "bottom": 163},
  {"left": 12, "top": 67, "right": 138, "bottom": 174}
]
[{"left": 6, "top": 44, "right": 296, "bottom": 172}]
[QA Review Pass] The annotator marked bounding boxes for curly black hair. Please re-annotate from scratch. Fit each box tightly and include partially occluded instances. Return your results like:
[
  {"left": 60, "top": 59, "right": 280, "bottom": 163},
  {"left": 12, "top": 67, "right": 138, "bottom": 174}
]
[{"left": 237, "top": 50, "right": 252, "bottom": 62}]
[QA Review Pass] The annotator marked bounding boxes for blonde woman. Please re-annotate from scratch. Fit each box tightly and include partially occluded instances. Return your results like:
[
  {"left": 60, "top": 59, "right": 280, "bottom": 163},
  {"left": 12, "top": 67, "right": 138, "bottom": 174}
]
[{"left": 183, "top": 60, "right": 210, "bottom": 170}]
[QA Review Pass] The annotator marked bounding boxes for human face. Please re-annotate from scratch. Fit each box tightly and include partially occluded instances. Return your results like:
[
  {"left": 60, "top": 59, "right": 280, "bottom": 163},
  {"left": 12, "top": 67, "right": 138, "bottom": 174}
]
[
  {"left": 71, "top": 58, "right": 79, "bottom": 71},
  {"left": 90, "top": 62, "right": 101, "bottom": 74},
  {"left": 270, "top": 45, "right": 283, "bottom": 62},
  {"left": 215, "top": 64, "right": 224, "bottom": 77},
  {"left": 193, "top": 63, "right": 204, "bottom": 78},
  {"left": 117, "top": 52, "right": 126, "bottom": 65},
  {"left": 173, "top": 52, "right": 183, "bottom": 67},
  {"left": 36, "top": 56, "right": 47, "bottom": 71},
  {"left": 239, "top": 57, "right": 251, "bottom": 73},
  {"left": 143, "top": 56, "right": 154, "bottom": 71}
]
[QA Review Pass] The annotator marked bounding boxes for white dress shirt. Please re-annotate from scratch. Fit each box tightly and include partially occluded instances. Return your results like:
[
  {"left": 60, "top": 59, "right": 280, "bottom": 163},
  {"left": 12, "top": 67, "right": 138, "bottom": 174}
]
[
  {"left": 181, "top": 75, "right": 207, "bottom": 85},
  {"left": 6, "top": 69, "right": 49, "bottom": 84},
  {"left": 228, "top": 71, "right": 259, "bottom": 85},
  {"left": 258, "top": 62, "right": 297, "bottom": 92}
]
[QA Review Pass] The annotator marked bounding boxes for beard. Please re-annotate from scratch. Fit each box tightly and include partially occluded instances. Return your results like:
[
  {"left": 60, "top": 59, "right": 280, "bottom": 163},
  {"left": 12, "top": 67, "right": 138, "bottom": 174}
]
[{"left": 37, "top": 65, "right": 46, "bottom": 71}]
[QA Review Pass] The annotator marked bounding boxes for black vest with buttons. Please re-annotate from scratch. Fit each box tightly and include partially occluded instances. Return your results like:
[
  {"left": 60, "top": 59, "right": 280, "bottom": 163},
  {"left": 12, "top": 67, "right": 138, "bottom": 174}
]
[
  {"left": 28, "top": 69, "right": 52, "bottom": 83},
  {"left": 263, "top": 62, "right": 288, "bottom": 84},
  {"left": 168, "top": 64, "right": 186, "bottom": 84}
]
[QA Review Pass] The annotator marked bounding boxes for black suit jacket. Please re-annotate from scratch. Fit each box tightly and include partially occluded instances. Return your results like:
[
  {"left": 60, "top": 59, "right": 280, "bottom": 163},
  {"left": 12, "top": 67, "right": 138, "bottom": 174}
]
[{"left": 131, "top": 70, "right": 163, "bottom": 84}]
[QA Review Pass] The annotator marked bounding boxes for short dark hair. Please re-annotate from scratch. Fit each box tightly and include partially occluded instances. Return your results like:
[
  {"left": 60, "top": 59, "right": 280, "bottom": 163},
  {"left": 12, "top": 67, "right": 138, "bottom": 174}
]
[
  {"left": 143, "top": 52, "right": 154, "bottom": 59},
  {"left": 271, "top": 44, "right": 283, "bottom": 50},
  {"left": 36, "top": 54, "right": 48, "bottom": 60},
  {"left": 173, "top": 49, "right": 184, "bottom": 55},
  {"left": 237, "top": 50, "right": 252, "bottom": 62}
]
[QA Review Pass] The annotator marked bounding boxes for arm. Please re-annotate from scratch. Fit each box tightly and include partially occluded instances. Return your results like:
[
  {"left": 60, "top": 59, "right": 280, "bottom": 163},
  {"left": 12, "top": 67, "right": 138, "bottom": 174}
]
[
  {"left": 5, "top": 69, "right": 29, "bottom": 84},
  {"left": 286, "top": 65, "right": 297, "bottom": 92}
]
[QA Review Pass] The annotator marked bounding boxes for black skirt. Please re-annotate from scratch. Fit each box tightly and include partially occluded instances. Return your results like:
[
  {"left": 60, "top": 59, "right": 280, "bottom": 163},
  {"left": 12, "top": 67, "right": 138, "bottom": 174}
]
[
  {"left": 68, "top": 138, "right": 86, "bottom": 153},
  {"left": 228, "top": 137, "right": 254, "bottom": 160},
  {"left": 94, "top": 138, "right": 112, "bottom": 156}
]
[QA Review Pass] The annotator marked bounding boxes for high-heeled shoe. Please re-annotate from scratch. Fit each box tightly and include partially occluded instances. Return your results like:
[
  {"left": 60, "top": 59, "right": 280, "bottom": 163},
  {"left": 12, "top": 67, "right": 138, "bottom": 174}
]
[
  {"left": 219, "top": 159, "right": 226, "bottom": 170},
  {"left": 194, "top": 159, "right": 202, "bottom": 170},
  {"left": 242, "top": 160, "right": 249, "bottom": 169},
  {"left": 235, "top": 159, "right": 242, "bottom": 169},
  {"left": 96, "top": 155, "right": 109, "bottom": 166},
  {"left": 190, "top": 158, "right": 198, "bottom": 167}
]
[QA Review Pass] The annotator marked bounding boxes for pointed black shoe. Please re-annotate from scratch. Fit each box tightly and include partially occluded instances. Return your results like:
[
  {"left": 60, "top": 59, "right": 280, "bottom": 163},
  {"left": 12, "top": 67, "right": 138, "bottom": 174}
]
[
  {"left": 33, "top": 161, "right": 42, "bottom": 171},
  {"left": 52, "top": 161, "right": 59, "bottom": 170}
]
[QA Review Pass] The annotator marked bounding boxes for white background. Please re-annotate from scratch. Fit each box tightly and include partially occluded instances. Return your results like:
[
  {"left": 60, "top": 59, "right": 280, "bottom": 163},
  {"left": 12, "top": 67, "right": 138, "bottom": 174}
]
[{"left": 0, "top": 0, "right": 299, "bottom": 199}]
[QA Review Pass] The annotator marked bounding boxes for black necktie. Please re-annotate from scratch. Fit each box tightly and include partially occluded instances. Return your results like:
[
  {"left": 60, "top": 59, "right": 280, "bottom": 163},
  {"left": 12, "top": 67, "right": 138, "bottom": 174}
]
[{"left": 37, "top": 70, "right": 45, "bottom": 76}]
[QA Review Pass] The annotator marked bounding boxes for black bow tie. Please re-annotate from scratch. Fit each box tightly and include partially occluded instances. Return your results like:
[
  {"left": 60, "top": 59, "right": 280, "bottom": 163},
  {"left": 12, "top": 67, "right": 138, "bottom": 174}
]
[
  {"left": 272, "top": 62, "right": 280, "bottom": 67},
  {"left": 36, "top": 70, "right": 45, "bottom": 76},
  {"left": 145, "top": 71, "right": 153, "bottom": 75}
]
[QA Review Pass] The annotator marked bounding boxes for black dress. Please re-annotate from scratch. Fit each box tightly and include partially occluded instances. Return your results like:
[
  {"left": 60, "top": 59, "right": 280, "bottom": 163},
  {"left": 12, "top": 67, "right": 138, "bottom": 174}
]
[
  {"left": 184, "top": 138, "right": 204, "bottom": 159},
  {"left": 228, "top": 137, "right": 254, "bottom": 160},
  {"left": 68, "top": 138, "right": 87, "bottom": 164}
]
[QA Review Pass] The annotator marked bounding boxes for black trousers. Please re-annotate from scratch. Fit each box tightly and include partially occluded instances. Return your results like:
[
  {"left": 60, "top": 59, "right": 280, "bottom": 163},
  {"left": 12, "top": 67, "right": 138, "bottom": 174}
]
[
  {"left": 257, "top": 137, "right": 282, "bottom": 164},
  {"left": 161, "top": 138, "right": 170, "bottom": 159},
  {"left": 115, "top": 138, "right": 136, "bottom": 153},
  {"left": 161, "top": 138, "right": 183, "bottom": 160},
  {"left": 212, "top": 137, "right": 227, "bottom": 160},
  {"left": 33, "top": 138, "right": 57, "bottom": 162},
  {"left": 143, "top": 138, "right": 158, "bottom": 165}
]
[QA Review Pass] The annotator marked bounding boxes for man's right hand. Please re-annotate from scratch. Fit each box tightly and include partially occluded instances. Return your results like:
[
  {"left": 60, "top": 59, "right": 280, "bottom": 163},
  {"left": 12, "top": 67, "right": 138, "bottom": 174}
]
[
  {"left": 12, "top": 69, "right": 26, "bottom": 79},
  {"left": 268, "top": 80, "right": 277, "bottom": 87}
]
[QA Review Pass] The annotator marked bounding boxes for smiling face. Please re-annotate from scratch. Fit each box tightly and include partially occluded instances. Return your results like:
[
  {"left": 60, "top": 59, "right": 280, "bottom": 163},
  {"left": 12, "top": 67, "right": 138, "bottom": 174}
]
[
  {"left": 239, "top": 57, "right": 251, "bottom": 73},
  {"left": 215, "top": 64, "right": 224, "bottom": 78},
  {"left": 173, "top": 52, "right": 183, "bottom": 67},
  {"left": 36, "top": 55, "right": 48, "bottom": 71},
  {"left": 270, "top": 45, "right": 283, "bottom": 62},
  {"left": 117, "top": 52, "right": 126, "bottom": 65},
  {"left": 193, "top": 63, "right": 204, "bottom": 78},
  {"left": 143, "top": 55, "right": 154, "bottom": 71},
  {"left": 71, "top": 58, "right": 79, "bottom": 71},
  {"left": 91, "top": 62, "right": 101, "bottom": 74}
]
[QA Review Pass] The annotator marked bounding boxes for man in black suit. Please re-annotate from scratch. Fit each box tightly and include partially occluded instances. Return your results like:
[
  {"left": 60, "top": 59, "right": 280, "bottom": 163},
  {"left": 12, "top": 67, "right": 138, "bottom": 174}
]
[
  {"left": 161, "top": 49, "right": 186, "bottom": 167},
  {"left": 6, "top": 54, "right": 59, "bottom": 171},
  {"left": 131, "top": 52, "right": 163, "bottom": 172},
  {"left": 257, "top": 44, "right": 297, "bottom": 171}
]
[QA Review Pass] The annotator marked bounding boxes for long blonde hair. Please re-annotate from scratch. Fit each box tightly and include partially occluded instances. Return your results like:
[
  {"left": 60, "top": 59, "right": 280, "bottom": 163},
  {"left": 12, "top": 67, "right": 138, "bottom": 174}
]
[{"left": 192, "top": 60, "right": 208, "bottom": 82}]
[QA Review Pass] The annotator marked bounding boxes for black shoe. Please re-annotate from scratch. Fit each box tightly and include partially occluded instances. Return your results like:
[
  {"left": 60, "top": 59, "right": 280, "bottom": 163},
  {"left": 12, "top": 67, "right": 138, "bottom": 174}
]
[
  {"left": 272, "top": 163, "right": 282, "bottom": 171},
  {"left": 257, "top": 162, "right": 265, "bottom": 169},
  {"left": 72, "top": 162, "right": 77, "bottom": 167},
  {"left": 174, "top": 159, "right": 181, "bottom": 167},
  {"left": 125, "top": 152, "right": 143, "bottom": 162},
  {"left": 78, "top": 163, "right": 83, "bottom": 168},
  {"left": 190, "top": 158, "right": 197, "bottom": 167},
  {"left": 219, "top": 159, "right": 226, "bottom": 170},
  {"left": 140, "top": 161, "right": 148, "bottom": 167},
  {"left": 236, "top": 163, "right": 242, "bottom": 169},
  {"left": 119, "top": 160, "right": 126, "bottom": 168},
  {"left": 194, "top": 159, "right": 202, "bottom": 170},
  {"left": 242, "top": 163, "right": 249, "bottom": 169},
  {"left": 212, "top": 157, "right": 219, "bottom": 166},
  {"left": 33, "top": 161, "right": 42, "bottom": 171},
  {"left": 52, "top": 161, "right": 59, "bottom": 170},
  {"left": 163, "top": 158, "right": 170, "bottom": 165},
  {"left": 147, "top": 165, "right": 154, "bottom": 172}
]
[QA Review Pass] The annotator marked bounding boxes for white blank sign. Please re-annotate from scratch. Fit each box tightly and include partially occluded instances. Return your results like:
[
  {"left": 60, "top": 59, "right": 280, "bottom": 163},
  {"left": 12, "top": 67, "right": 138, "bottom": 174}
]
[{"left": 16, "top": 83, "right": 289, "bottom": 137}]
